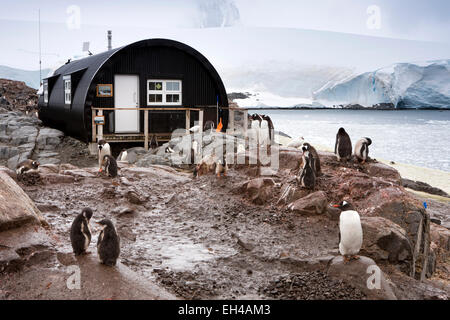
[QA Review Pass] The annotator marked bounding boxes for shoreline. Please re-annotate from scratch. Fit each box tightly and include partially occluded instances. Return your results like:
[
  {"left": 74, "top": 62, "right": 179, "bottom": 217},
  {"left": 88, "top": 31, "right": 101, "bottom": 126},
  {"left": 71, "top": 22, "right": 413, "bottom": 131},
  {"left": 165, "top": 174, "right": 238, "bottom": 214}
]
[{"left": 275, "top": 134, "right": 450, "bottom": 198}]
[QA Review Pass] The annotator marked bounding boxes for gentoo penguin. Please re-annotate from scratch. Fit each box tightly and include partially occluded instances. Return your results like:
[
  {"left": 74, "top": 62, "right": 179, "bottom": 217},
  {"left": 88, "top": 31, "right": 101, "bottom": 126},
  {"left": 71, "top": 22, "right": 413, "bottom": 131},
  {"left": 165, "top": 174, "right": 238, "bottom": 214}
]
[
  {"left": 333, "top": 201, "right": 363, "bottom": 262},
  {"left": 259, "top": 118, "right": 270, "bottom": 146},
  {"left": 302, "top": 143, "right": 321, "bottom": 176},
  {"left": 70, "top": 208, "right": 93, "bottom": 255},
  {"left": 96, "top": 219, "right": 120, "bottom": 266},
  {"left": 102, "top": 154, "right": 118, "bottom": 177},
  {"left": 203, "top": 120, "right": 215, "bottom": 131},
  {"left": 261, "top": 115, "right": 274, "bottom": 143},
  {"left": 215, "top": 155, "right": 228, "bottom": 178},
  {"left": 191, "top": 140, "right": 199, "bottom": 165},
  {"left": 334, "top": 128, "right": 352, "bottom": 161},
  {"left": 16, "top": 159, "right": 39, "bottom": 175},
  {"left": 354, "top": 137, "right": 372, "bottom": 163},
  {"left": 98, "top": 140, "right": 111, "bottom": 172},
  {"left": 117, "top": 149, "right": 128, "bottom": 162},
  {"left": 298, "top": 151, "right": 315, "bottom": 189},
  {"left": 150, "top": 135, "right": 158, "bottom": 149}
]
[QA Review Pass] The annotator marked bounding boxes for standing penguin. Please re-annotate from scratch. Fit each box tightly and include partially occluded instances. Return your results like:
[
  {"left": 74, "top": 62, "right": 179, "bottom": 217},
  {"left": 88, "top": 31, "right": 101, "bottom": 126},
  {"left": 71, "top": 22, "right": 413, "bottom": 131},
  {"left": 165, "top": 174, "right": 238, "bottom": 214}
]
[
  {"left": 261, "top": 115, "right": 274, "bottom": 143},
  {"left": 354, "top": 137, "right": 372, "bottom": 164},
  {"left": 150, "top": 135, "right": 158, "bottom": 149},
  {"left": 302, "top": 143, "right": 321, "bottom": 176},
  {"left": 98, "top": 140, "right": 111, "bottom": 172},
  {"left": 70, "top": 208, "right": 93, "bottom": 255},
  {"left": 102, "top": 154, "right": 118, "bottom": 177},
  {"left": 117, "top": 149, "right": 128, "bottom": 162},
  {"left": 334, "top": 128, "right": 352, "bottom": 161},
  {"left": 298, "top": 151, "right": 316, "bottom": 189},
  {"left": 215, "top": 155, "right": 228, "bottom": 178},
  {"left": 333, "top": 201, "right": 363, "bottom": 262},
  {"left": 96, "top": 219, "right": 120, "bottom": 266},
  {"left": 203, "top": 120, "right": 215, "bottom": 131}
]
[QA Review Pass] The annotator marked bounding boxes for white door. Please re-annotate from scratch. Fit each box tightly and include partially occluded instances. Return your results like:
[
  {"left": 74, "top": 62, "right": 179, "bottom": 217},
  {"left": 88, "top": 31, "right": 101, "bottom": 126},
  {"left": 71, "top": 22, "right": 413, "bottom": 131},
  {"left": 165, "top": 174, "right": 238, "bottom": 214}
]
[{"left": 114, "top": 75, "right": 139, "bottom": 133}]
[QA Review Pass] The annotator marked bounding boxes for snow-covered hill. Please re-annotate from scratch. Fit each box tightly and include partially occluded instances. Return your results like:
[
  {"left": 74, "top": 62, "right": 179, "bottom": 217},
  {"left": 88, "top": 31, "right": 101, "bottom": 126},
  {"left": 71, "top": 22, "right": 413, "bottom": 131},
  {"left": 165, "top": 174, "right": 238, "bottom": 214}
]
[{"left": 313, "top": 60, "right": 450, "bottom": 109}]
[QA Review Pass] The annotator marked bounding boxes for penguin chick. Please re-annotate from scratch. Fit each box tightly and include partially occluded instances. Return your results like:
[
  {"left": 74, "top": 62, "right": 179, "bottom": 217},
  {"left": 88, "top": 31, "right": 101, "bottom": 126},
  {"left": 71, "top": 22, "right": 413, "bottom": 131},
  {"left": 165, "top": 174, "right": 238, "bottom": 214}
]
[
  {"left": 298, "top": 151, "right": 315, "bottom": 189},
  {"left": 354, "top": 137, "right": 372, "bottom": 163},
  {"left": 16, "top": 159, "right": 39, "bottom": 175},
  {"left": 117, "top": 149, "right": 128, "bottom": 162},
  {"left": 98, "top": 140, "right": 111, "bottom": 172},
  {"left": 334, "top": 128, "right": 352, "bottom": 161},
  {"left": 96, "top": 219, "right": 120, "bottom": 266},
  {"left": 102, "top": 154, "right": 118, "bottom": 177},
  {"left": 333, "top": 201, "right": 363, "bottom": 263},
  {"left": 215, "top": 156, "right": 228, "bottom": 178},
  {"left": 70, "top": 208, "right": 93, "bottom": 255},
  {"left": 302, "top": 143, "right": 321, "bottom": 176}
]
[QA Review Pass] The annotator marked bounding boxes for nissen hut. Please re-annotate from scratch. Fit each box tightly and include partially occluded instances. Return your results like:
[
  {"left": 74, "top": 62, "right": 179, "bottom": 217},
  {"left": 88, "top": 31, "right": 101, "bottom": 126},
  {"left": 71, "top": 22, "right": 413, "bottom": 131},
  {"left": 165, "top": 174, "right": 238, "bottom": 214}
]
[{"left": 38, "top": 38, "right": 230, "bottom": 148}]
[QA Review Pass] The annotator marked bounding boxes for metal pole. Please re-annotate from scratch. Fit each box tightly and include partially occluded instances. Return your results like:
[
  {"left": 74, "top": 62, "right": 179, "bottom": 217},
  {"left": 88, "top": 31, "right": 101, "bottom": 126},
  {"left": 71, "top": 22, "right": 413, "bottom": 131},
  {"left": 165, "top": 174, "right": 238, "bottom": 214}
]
[{"left": 38, "top": 9, "right": 42, "bottom": 86}]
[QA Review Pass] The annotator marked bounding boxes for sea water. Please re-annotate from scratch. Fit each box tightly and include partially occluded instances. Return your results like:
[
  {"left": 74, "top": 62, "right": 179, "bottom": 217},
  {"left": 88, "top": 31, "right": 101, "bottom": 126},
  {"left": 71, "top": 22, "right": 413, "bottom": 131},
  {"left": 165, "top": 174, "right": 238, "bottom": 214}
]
[{"left": 263, "top": 109, "right": 450, "bottom": 172}]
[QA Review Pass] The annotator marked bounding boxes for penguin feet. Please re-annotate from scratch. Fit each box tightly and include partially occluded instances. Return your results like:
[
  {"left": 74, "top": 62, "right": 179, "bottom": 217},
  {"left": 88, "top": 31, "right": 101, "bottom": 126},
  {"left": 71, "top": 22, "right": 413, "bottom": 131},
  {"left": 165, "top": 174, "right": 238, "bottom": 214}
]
[
  {"left": 351, "top": 255, "right": 360, "bottom": 261},
  {"left": 343, "top": 255, "right": 351, "bottom": 264}
]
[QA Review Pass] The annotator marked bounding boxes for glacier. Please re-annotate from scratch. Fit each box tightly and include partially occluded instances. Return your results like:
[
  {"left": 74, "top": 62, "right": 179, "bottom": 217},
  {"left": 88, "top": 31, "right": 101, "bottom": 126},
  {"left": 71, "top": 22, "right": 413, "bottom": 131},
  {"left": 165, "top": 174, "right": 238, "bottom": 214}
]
[{"left": 313, "top": 60, "right": 450, "bottom": 109}]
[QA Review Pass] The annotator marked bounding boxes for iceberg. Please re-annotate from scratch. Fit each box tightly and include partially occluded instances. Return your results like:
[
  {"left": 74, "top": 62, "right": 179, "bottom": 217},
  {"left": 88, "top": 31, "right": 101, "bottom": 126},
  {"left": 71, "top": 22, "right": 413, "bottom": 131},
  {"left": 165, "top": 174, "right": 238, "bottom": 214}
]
[{"left": 313, "top": 60, "right": 450, "bottom": 109}]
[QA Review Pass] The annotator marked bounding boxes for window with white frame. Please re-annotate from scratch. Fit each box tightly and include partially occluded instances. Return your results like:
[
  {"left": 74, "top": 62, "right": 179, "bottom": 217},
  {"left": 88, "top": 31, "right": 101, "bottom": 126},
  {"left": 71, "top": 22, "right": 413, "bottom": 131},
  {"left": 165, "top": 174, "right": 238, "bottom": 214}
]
[
  {"left": 63, "top": 75, "right": 71, "bottom": 105},
  {"left": 147, "top": 80, "right": 182, "bottom": 105},
  {"left": 43, "top": 80, "right": 48, "bottom": 104}
]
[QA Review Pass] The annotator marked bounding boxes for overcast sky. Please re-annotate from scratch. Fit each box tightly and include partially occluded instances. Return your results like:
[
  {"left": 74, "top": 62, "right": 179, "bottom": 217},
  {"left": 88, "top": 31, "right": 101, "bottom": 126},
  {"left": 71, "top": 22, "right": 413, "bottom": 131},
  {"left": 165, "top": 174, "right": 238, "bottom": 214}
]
[{"left": 0, "top": 0, "right": 449, "bottom": 70}]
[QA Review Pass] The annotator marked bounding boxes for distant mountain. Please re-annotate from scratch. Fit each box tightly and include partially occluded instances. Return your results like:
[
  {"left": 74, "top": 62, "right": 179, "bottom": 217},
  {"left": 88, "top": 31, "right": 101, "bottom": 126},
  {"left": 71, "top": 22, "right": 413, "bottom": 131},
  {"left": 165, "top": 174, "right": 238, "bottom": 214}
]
[
  {"left": 0, "top": 65, "right": 50, "bottom": 89},
  {"left": 313, "top": 60, "right": 450, "bottom": 109}
]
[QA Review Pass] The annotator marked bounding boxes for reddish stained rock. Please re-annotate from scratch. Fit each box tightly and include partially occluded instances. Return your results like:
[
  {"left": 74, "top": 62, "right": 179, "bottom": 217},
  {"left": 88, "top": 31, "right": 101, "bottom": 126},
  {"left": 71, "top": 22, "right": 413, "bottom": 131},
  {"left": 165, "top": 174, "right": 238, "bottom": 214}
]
[
  {"left": 360, "top": 217, "right": 413, "bottom": 273},
  {"left": 287, "top": 191, "right": 328, "bottom": 215}
]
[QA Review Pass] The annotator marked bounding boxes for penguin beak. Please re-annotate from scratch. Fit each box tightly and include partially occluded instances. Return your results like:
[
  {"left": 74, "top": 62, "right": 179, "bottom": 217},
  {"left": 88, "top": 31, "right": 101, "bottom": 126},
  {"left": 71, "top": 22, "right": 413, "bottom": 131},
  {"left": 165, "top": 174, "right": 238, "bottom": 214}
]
[{"left": 332, "top": 204, "right": 340, "bottom": 208}]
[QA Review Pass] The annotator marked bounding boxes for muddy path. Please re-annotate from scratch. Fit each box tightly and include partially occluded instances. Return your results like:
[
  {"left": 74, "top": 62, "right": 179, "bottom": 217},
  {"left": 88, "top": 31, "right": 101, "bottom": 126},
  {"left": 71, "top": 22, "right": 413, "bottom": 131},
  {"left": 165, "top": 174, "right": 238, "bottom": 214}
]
[{"left": 21, "top": 164, "right": 347, "bottom": 300}]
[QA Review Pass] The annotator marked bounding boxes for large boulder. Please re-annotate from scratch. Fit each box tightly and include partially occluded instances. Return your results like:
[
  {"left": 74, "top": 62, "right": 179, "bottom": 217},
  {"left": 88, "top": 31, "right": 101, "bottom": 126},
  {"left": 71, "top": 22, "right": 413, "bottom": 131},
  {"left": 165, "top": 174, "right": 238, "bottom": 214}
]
[
  {"left": 0, "top": 170, "right": 46, "bottom": 231},
  {"left": 360, "top": 217, "right": 413, "bottom": 273},
  {"left": 366, "top": 162, "right": 402, "bottom": 184},
  {"left": 287, "top": 191, "right": 328, "bottom": 215},
  {"left": 327, "top": 256, "right": 397, "bottom": 300}
]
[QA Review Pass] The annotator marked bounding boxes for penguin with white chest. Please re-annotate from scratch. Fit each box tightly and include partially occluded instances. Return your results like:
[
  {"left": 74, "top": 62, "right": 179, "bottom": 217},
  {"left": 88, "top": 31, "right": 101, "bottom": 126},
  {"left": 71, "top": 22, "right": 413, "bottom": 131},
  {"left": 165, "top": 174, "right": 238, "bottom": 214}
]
[
  {"left": 354, "top": 137, "right": 372, "bottom": 164},
  {"left": 333, "top": 201, "right": 363, "bottom": 262},
  {"left": 298, "top": 150, "right": 316, "bottom": 189},
  {"left": 97, "top": 140, "right": 111, "bottom": 172},
  {"left": 334, "top": 128, "right": 352, "bottom": 161},
  {"left": 70, "top": 208, "right": 93, "bottom": 255},
  {"left": 117, "top": 149, "right": 128, "bottom": 162},
  {"left": 96, "top": 219, "right": 120, "bottom": 266},
  {"left": 102, "top": 154, "right": 118, "bottom": 177}
]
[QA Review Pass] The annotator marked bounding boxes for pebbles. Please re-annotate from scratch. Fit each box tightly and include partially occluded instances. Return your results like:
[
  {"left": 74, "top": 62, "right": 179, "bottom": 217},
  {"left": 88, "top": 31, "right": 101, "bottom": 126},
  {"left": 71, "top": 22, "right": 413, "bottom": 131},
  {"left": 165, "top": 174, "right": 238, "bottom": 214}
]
[{"left": 260, "top": 271, "right": 366, "bottom": 300}]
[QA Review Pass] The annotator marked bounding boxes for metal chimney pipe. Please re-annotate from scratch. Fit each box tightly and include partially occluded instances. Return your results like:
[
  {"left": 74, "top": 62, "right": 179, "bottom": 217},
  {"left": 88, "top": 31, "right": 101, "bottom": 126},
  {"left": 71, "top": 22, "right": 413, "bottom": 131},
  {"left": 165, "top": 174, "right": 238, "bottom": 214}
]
[{"left": 107, "top": 30, "right": 112, "bottom": 51}]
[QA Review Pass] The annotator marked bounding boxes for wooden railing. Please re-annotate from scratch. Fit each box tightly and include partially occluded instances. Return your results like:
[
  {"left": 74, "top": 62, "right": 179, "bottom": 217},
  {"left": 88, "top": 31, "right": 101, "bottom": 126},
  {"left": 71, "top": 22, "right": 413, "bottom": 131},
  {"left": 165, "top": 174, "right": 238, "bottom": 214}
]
[
  {"left": 91, "top": 106, "right": 248, "bottom": 150},
  {"left": 91, "top": 107, "right": 204, "bottom": 150}
]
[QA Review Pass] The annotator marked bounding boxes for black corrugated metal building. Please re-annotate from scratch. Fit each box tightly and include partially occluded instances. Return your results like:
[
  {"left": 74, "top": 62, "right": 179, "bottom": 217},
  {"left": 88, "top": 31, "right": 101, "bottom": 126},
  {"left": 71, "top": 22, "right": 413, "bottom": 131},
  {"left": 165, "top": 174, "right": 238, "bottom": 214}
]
[{"left": 38, "top": 38, "right": 229, "bottom": 141}]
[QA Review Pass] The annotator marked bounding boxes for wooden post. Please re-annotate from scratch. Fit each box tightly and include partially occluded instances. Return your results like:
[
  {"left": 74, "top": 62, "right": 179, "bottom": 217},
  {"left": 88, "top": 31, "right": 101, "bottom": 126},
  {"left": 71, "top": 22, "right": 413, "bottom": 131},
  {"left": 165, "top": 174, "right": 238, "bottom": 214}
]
[
  {"left": 199, "top": 109, "right": 204, "bottom": 136},
  {"left": 243, "top": 109, "right": 248, "bottom": 136},
  {"left": 185, "top": 109, "right": 190, "bottom": 134},
  {"left": 98, "top": 109, "right": 103, "bottom": 141},
  {"left": 92, "top": 108, "right": 97, "bottom": 142},
  {"left": 229, "top": 109, "right": 235, "bottom": 134},
  {"left": 144, "top": 110, "right": 149, "bottom": 151}
]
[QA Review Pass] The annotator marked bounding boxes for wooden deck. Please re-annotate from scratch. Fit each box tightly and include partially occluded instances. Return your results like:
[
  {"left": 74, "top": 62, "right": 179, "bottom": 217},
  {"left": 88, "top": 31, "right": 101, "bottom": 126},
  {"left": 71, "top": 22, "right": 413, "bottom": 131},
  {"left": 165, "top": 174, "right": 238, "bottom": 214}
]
[{"left": 91, "top": 106, "right": 248, "bottom": 150}]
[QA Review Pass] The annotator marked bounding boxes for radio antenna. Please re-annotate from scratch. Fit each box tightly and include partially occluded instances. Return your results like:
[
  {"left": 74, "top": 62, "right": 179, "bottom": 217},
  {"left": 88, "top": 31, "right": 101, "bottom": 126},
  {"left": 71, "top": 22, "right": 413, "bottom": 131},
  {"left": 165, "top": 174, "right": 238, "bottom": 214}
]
[{"left": 38, "top": 9, "right": 42, "bottom": 86}]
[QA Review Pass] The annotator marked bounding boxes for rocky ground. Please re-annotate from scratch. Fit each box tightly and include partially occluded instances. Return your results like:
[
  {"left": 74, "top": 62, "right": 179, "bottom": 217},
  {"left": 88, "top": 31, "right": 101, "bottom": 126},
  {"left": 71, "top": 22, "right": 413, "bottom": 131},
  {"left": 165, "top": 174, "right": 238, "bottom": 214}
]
[
  {"left": 0, "top": 132, "right": 449, "bottom": 299},
  {"left": 0, "top": 84, "right": 449, "bottom": 299}
]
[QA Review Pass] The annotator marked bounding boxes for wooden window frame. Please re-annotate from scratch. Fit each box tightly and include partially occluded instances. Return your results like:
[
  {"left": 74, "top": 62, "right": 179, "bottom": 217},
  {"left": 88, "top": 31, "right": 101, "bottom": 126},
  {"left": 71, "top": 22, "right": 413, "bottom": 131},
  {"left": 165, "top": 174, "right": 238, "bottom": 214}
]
[{"left": 96, "top": 84, "right": 113, "bottom": 97}]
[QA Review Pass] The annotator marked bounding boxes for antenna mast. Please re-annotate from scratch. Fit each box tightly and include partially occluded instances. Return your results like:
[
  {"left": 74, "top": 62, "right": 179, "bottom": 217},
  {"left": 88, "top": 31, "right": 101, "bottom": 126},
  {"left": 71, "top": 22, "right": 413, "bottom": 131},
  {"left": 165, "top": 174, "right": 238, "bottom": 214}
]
[{"left": 38, "top": 9, "right": 42, "bottom": 86}]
